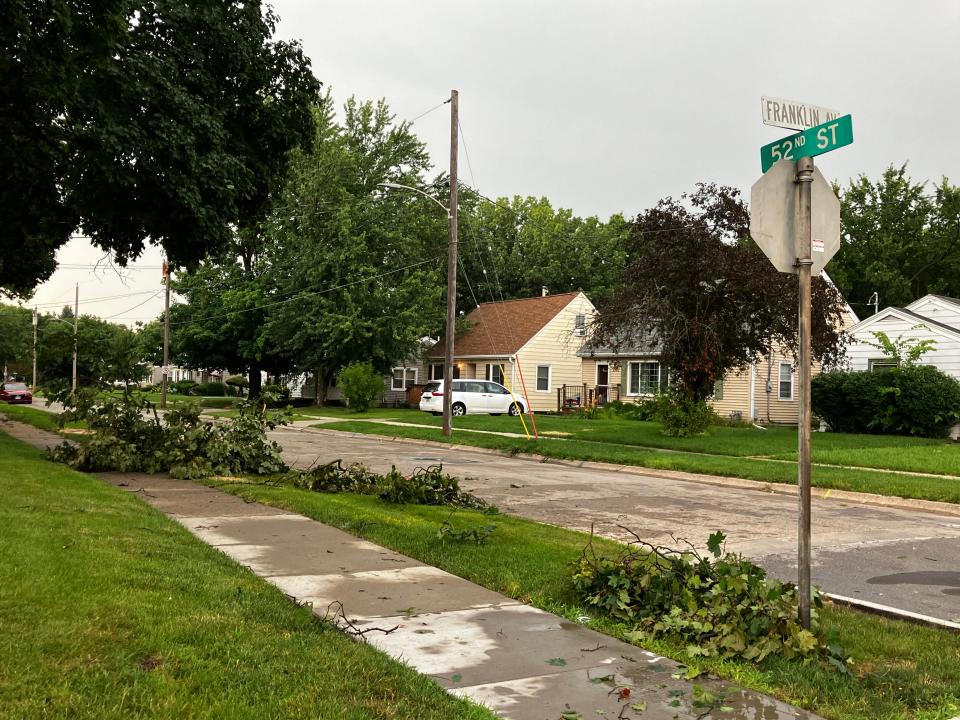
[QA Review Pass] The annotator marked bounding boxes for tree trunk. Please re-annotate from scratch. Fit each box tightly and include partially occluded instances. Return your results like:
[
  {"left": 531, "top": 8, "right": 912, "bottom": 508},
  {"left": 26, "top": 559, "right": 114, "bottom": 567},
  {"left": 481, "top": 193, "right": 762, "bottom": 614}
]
[
  {"left": 248, "top": 365, "right": 262, "bottom": 399},
  {"left": 313, "top": 368, "right": 321, "bottom": 407}
]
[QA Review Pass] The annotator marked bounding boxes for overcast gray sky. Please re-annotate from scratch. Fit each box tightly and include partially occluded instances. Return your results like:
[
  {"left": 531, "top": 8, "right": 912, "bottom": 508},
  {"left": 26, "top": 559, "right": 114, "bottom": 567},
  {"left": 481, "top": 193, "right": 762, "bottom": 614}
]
[{"left": 29, "top": 0, "right": 960, "bottom": 323}]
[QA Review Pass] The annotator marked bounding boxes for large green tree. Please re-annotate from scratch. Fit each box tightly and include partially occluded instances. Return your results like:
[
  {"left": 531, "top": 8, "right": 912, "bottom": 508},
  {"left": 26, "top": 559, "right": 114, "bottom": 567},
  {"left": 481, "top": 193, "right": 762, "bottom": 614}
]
[
  {"left": 165, "top": 257, "right": 292, "bottom": 395},
  {"left": 456, "top": 194, "right": 628, "bottom": 309},
  {"left": 831, "top": 165, "right": 960, "bottom": 311},
  {"left": 1, "top": 0, "right": 319, "bottom": 296},
  {"left": 0, "top": 304, "right": 33, "bottom": 378},
  {"left": 264, "top": 95, "right": 446, "bottom": 403},
  {"left": 593, "top": 184, "right": 848, "bottom": 403},
  {"left": 30, "top": 307, "right": 144, "bottom": 387}
]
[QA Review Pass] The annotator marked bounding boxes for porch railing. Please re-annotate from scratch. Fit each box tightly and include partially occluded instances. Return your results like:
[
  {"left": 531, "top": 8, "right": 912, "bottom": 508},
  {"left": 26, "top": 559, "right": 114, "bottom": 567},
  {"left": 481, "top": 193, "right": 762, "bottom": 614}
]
[{"left": 557, "top": 384, "right": 620, "bottom": 412}]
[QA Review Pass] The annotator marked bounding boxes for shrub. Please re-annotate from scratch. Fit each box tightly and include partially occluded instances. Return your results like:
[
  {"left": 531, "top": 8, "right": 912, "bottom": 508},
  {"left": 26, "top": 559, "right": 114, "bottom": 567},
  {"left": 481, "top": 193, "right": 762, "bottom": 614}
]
[
  {"left": 572, "top": 530, "right": 847, "bottom": 668},
  {"left": 813, "top": 366, "right": 960, "bottom": 438},
  {"left": 172, "top": 379, "right": 197, "bottom": 395},
  {"left": 225, "top": 375, "right": 249, "bottom": 396},
  {"left": 337, "top": 361, "right": 383, "bottom": 412},
  {"left": 262, "top": 382, "right": 291, "bottom": 401},
  {"left": 190, "top": 381, "right": 228, "bottom": 396},
  {"left": 653, "top": 392, "right": 715, "bottom": 436},
  {"left": 576, "top": 400, "right": 658, "bottom": 421}
]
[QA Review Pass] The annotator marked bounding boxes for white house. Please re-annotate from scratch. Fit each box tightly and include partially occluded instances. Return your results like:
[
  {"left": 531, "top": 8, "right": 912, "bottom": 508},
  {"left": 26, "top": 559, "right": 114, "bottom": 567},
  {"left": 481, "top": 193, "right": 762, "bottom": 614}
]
[{"left": 844, "top": 294, "right": 960, "bottom": 379}]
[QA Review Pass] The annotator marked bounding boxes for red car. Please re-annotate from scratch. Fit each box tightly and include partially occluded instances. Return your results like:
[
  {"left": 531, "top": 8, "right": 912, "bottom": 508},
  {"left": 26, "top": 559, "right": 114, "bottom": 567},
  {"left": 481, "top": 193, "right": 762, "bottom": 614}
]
[{"left": 0, "top": 382, "right": 32, "bottom": 404}]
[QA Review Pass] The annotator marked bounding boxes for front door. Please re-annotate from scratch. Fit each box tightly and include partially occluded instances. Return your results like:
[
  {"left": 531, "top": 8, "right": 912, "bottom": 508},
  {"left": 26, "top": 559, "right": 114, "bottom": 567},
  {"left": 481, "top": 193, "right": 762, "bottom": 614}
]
[{"left": 596, "top": 363, "right": 609, "bottom": 404}]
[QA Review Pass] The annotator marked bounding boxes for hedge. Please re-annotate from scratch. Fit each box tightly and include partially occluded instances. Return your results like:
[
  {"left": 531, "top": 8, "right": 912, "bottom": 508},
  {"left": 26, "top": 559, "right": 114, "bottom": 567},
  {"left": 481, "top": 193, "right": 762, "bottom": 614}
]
[{"left": 812, "top": 365, "right": 960, "bottom": 438}]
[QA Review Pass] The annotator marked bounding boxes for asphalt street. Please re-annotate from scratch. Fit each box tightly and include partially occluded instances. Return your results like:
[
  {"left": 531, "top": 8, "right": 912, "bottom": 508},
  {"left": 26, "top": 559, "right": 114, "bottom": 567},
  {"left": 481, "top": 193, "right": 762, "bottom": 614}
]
[{"left": 272, "top": 426, "right": 960, "bottom": 624}]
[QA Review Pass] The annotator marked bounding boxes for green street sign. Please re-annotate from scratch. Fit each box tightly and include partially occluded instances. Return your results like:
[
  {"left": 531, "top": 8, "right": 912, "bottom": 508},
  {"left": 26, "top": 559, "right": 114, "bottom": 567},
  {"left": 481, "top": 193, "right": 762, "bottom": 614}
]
[{"left": 760, "top": 114, "right": 853, "bottom": 173}]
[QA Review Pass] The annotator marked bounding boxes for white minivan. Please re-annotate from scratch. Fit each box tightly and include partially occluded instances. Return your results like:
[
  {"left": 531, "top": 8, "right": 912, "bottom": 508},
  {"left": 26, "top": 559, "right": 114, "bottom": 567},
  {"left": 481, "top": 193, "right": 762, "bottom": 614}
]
[{"left": 419, "top": 379, "right": 524, "bottom": 416}]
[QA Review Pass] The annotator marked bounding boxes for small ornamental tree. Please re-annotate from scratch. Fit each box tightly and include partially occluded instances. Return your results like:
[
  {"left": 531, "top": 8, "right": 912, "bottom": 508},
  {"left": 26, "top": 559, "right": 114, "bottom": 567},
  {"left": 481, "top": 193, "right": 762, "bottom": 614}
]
[
  {"left": 338, "top": 362, "right": 384, "bottom": 412},
  {"left": 592, "top": 183, "right": 848, "bottom": 407}
]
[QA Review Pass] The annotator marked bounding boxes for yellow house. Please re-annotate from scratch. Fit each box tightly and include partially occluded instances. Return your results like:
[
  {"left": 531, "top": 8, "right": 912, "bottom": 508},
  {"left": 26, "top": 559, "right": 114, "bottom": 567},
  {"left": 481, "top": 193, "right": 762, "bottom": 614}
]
[
  {"left": 425, "top": 290, "right": 596, "bottom": 413},
  {"left": 575, "top": 304, "right": 859, "bottom": 424}
]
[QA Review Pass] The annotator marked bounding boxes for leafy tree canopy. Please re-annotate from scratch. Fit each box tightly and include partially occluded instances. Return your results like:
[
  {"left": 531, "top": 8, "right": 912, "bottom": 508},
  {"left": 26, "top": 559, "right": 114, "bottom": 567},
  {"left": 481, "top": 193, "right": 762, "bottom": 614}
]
[
  {"left": 592, "top": 184, "right": 848, "bottom": 402},
  {"left": 456, "top": 193, "right": 629, "bottom": 309},
  {"left": 264, "top": 94, "right": 446, "bottom": 402},
  {"left": 831, "top": 164, "right": 960, "bottom": 311},
  {"left": 0, "top": 0, "right": 320, "bottom": 297}
]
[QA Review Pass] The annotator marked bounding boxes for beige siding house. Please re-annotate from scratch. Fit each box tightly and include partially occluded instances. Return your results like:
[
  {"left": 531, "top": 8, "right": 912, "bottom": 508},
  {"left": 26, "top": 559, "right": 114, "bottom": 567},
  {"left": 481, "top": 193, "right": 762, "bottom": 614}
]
[
  {"left": 426, "top": 291, "right": 596, "bottom": 412},
  {"left": 577, "top": 304, "right": 858, "bottom": 425}
]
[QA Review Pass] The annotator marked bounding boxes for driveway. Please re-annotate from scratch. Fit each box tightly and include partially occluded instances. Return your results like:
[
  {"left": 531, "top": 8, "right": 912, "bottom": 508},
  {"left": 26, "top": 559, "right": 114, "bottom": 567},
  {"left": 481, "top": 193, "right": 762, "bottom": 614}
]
[{"left": 272, "top": 426, "right": 960, "bottom": 624}]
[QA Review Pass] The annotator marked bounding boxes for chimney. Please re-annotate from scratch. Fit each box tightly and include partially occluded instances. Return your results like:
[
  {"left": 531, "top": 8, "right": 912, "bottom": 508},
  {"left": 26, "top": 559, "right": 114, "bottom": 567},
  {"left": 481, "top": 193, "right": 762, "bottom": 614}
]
[{"left": 541, "top": 286, "right": 549, "bottom": 297}]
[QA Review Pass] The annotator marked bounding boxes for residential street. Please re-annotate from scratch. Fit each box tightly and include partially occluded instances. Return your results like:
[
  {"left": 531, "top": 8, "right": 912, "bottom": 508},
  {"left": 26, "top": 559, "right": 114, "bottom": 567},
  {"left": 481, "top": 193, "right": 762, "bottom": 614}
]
[{"left": 272, "top": 426, "right": 960, "bottom": 624}]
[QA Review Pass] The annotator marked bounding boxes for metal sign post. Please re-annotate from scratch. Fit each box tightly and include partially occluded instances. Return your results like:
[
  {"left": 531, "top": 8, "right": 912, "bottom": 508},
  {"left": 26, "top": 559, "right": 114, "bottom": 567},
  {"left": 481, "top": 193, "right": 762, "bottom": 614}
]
[
  {"left": 795, "top": 156, "right": 814, "bottom": 629},
  {"left": 750, "top": 98, "right": 852, "bottom": 630}
]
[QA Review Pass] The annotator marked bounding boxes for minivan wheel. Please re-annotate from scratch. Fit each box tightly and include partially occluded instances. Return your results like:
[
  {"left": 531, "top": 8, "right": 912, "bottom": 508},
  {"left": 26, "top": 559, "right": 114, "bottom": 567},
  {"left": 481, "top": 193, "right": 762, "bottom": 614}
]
[
  {"left": 452, "top": 402, "right": 466, "bottom": 416},
  {"left": 508, "top": 403, "right": 523, "bottom": 416}
]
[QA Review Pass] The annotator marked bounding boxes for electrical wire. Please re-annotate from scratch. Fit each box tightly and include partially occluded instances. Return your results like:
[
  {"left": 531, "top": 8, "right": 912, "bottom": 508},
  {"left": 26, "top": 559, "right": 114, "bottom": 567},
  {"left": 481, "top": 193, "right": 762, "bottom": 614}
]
[
  {"left": 100, "top": 290, "right": 164, "bottom": 320},
  {"left": 169, "top": 255, "right": 443, "bottom": 327}
]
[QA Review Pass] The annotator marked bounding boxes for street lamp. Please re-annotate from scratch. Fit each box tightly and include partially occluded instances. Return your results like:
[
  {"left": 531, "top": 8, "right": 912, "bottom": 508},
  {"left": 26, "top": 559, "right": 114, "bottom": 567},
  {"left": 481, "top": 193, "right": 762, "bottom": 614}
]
[{"left": 379, "top": 178, "right": 458, "bottom": 437}]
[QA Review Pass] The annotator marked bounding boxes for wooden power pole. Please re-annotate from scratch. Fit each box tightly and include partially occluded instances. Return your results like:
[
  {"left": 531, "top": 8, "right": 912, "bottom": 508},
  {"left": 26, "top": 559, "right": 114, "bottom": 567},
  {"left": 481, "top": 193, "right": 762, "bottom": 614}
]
[
  {"left": 71, "top": 283, "right": 78, "bottom": 391},
  {"left": 442, "top": 89, "right": 459, "bottom": 437},
  {"left": 161, "top": 259, "right": 171, "bottom": 410}
]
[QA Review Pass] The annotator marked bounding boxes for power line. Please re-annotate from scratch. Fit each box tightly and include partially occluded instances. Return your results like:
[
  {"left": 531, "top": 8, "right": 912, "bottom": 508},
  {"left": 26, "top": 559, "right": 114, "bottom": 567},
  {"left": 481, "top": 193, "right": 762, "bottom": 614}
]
[
  {"left": 169, "top": 255, "right": 443, "bottom": 327},
  {"left": 101, "top": 290, "right": 164, "bottom": 320},
  {"left": 409, "top": 98, "right": 451, "bottom": 124}
]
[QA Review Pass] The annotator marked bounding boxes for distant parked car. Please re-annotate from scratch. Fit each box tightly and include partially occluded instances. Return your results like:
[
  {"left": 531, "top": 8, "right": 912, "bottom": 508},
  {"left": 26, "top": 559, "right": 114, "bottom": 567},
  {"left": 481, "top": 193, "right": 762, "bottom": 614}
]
[
  {"left": 0, "top": 382, "right": 32, "bottom": 404},
  {"left": 419, "top": 379, "right": 524, "bottom": 416}
]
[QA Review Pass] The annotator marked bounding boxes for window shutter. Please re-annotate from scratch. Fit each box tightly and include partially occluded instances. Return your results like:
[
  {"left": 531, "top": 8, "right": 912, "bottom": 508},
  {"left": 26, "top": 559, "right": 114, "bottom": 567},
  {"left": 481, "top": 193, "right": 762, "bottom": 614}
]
[
  {"left": 621, "top": 365, "right": 629, "bottom": 396},
  {"left": 659, "top": 365, "right": 669, "bottom": 393}
]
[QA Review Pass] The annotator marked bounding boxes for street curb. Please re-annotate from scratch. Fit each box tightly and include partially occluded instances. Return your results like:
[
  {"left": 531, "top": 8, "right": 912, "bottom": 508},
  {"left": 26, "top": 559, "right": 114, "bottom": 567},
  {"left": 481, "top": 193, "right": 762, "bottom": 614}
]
[
  {"left": 299, "top": 426, "right": 960, "bottom": 519},
  {"left": 825, "top": 593, "right": 960, "bottom": 633}
]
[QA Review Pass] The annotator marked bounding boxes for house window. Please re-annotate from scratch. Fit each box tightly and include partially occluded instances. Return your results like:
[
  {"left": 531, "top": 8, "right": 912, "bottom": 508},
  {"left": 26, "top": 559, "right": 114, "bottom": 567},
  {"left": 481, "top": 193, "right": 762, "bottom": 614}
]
[
  {"left": 713, "top": 378, "right": 724, "bottom": 401},
  {"left": 628, "top": 361, "right": 660, "bottom": 395},
  {"left": 391, "top": 367, "right": 417, "bottom": 391},
  {"left": 868, "top": 358, "right": 898, "bottom": 371},
  {"left": 778, "top": 362, "right": 793, "bottom": 400},
  {"left": 536, "top": 365, "right": 551, "bottom": 392},
  {"left": 574, "top": 314, "right": 586, "bottom": 336},
  {"left": 430, "top": 363, "right": 444, "bottom": 381},
  {"left": 485, "top": 364, "right": 504, "bottom": 385}
]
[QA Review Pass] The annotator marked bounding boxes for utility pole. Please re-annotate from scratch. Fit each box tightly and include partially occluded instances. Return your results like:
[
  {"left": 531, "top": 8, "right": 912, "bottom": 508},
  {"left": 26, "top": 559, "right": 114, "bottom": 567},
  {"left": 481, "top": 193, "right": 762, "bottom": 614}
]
[
  {"left": 868, "top": 291, "right": 879, "bottom": 316},
  {"left": 72, "top": 283, "right": 78, "bottom": 392},
  {"left": 32, "top": 307, "right": 37, "bottom": 391},
  {"left": 442, "top": 89, "right": 459, "bottom": 437},
  {"left": 795, "top": 156, "right": 814, "bottom": 629},
  {"left": 161, "top": 259, "right": 171, "bottom": 409}
]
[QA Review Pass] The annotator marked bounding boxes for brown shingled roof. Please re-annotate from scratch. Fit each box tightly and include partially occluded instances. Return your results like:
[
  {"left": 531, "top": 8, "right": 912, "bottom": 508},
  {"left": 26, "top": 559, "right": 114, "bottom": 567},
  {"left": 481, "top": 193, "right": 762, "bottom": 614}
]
[{"left": 427, "top": 292, "right": 581, "bottom": 358}]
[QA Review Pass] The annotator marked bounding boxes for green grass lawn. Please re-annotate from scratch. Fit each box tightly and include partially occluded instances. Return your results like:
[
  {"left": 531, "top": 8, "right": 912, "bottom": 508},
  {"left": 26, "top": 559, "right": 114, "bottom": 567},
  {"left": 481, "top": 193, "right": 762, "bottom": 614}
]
[
  {"left": 354, "top": 410, "right": 960, "bottom": 476},
  {"left": 200, "top": 477, "right": 960, "bottom": 720},
  {"left": 319, "top": 421, "right": 960, "bottom": 504},
  {"left": 0, "top": 403, "right": 85, "bottom": 432},
  {"left": 109, "top": 391, "right": 238, "bottom": 409},
  {"left": 0, "top": 431, "right": 494, "bottom": 720}
]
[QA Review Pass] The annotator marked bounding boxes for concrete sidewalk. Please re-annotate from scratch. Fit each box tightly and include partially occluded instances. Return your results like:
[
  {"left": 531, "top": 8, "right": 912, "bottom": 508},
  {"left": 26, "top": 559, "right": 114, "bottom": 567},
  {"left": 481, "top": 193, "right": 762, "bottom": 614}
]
[{"left": 97, "top": 471, "right": 817, "bottom": 720}]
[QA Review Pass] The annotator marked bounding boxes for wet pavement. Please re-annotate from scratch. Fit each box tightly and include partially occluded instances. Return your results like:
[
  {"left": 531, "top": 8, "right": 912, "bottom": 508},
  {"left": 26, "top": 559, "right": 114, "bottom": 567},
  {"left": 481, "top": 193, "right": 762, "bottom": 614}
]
[{"left": 272, "top": 426, "right": 960, "bottom": 624}]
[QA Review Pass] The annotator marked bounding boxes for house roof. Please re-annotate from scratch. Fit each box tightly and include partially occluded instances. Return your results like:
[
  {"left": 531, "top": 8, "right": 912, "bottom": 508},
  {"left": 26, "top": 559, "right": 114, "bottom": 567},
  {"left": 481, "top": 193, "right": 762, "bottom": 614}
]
[
  {"left": 847, "top": 305, "right": 960, "bottom": 341},
  {"left": 576, "top": 328, "right": 662, "bottom": 357},
  {"left": 899, "top": 307, "right": 960, "bottom": 335},
  {"left": 928, "top": 294, "right": 960, "bottom": 308},
  {"left": 427, "top": 292, "right": 582, "bottom": 359}
]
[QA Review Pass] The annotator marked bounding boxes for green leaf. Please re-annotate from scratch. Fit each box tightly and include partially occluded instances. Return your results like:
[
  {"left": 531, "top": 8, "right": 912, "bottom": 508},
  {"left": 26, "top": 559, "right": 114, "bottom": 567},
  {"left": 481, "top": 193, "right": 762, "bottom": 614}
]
[
  {"left": 547, "top": 657, "right": 567, "bottom": 667},
  {"left": 706, "top": 531, "right": 726, "bottom": 558}
]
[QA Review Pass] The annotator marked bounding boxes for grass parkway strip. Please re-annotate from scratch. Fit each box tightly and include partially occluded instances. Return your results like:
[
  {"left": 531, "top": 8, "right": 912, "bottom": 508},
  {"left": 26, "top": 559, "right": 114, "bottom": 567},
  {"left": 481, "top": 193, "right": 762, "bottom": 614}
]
[
  {"left": 315, "top": 420, "right": 960, "bottom": 505},
  {"left": 0, "top": 430, "right": 494, "bottom": 720},
  {"left": 201, "top": 474, "right": 960, "bottom": 720}
]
